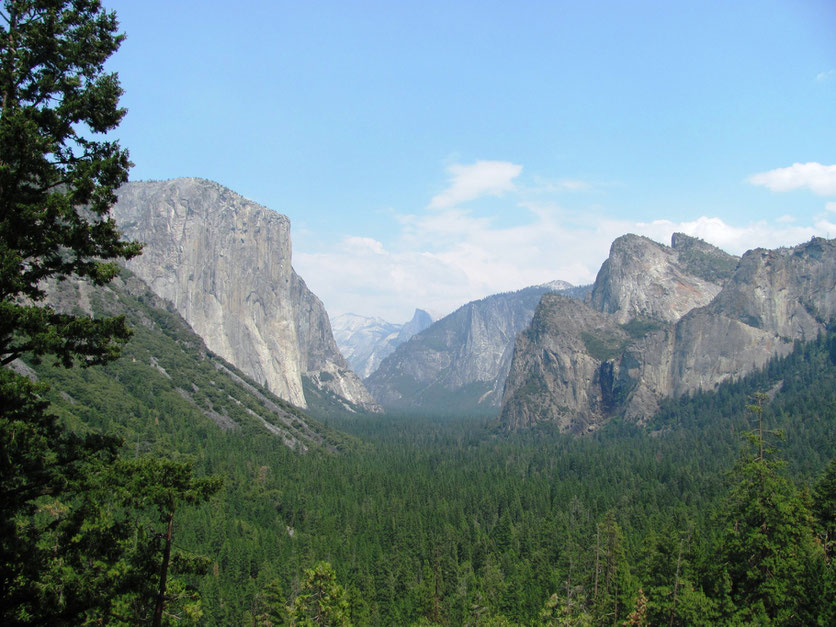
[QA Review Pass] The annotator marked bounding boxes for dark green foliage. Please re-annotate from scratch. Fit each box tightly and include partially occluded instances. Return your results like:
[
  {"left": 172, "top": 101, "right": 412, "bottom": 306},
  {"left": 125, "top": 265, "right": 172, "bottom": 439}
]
[
  {"left": 0, "top": 367, "right": 124, "bottom": 622},
  {"left": 0, "top": 1, "right": 150, "bottom": 621},
  {"left": 10, "top": 258, "right": 836, "bottom": 626},
  {"left": 0, "top": 0, "right": 142, "bottom": 369},
  {"left": 110, "top": 457, "right": 223, "bottom": 625},
  {"left": 580, "top": 329, "right": 629, "bottom": 361},
  {"left": 17, "top": 326, "right": 836, "bottom": 624},
  {"left": 814, "top": 458, "right": 836, "bottom": 559},
  {"left": 715, "top": 416, "right": 822, "bottom": 623},
  {"left": 619, "top": 318, "right": 662, "bottom": 339}
]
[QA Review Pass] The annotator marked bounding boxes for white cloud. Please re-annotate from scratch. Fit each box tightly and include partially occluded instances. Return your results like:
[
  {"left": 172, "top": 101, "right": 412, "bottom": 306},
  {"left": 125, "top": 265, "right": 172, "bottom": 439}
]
[
  {"left": 748, "top": 162, "right": 836, "bottom": 196},
  {"left": 292, "top": 162, "right": 836, "bottom": 322},
  {"left": 633, "top": 216, "right": 832, "bottom": 256},
  {"left": 816, "top": 70, "right": 835, "bottom": 82},
  {"left": 342, "top": 236, "right": 386, "bottom": 255},
  {"left": 428, "top": 160, "right": 522, "bottom": 209},
  {"left": 526, "top": 177, "right": 596, "bottom": 194},
  {"left": 558, "top": 179, "right": 591, "bottom": 191},
  {"left": 295, "top": 205, "right": 836, "bottom": 322}
]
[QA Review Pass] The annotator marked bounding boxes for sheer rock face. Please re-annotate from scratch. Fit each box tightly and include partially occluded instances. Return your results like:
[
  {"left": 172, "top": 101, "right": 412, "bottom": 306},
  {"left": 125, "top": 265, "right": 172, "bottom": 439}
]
[
  {"left": 364, "top": 286, "right": 584, "bottom": 414},
  {"left": 501, "top": 236, "right": 836, "bottom": 432},
  {"left": 499, "top": 295, "right": 627, "bottom": 431},
  {"left": 587, "top": 233, "right": 736, "bottom": 323},
  {"left": 111, "top": 178, "right": 380, "bottom": 412}
]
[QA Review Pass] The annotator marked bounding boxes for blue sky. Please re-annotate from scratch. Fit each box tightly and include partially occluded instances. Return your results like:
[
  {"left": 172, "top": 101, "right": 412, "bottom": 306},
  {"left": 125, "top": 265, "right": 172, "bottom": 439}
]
[{"left": 106, "top": 0, "right": 836, "bottom": 321}]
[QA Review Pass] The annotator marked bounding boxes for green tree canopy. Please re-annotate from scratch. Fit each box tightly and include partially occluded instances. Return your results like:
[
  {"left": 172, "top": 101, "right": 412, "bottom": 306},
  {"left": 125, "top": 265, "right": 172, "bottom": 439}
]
[
  {"left": 0, "top": 0, "right": 141, "bottom": 368},
  {"left": 0, "top": 0, "right": 141, "bottom": 621},
  {"left": 716, "top": 400, "right": 823, "bottom": 623},
  {"left": 288, "top": 561, "right": 351, "bottom": 627}
]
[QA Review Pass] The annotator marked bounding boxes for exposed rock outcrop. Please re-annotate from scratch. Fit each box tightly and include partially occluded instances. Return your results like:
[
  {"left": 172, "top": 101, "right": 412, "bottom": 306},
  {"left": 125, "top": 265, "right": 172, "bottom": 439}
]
[
  {"left": 365, "top": 284, "right": 587, "bottom": 414},
  {"left": 501, "top": 235, "right": 836, "bottom": 431},
  {"left": 499, "top": 294, "right": 628, "bottom": 431},
  {"left": 587, "top": 233, "right": 736, "bottom": 323},
  {"left": 112, "top": 178, "right": 380, "bottom": 412}
]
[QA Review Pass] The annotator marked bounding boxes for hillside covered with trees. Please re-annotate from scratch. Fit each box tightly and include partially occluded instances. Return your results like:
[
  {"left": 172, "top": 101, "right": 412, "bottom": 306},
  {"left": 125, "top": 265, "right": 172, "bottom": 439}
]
[{"left": 1, "top": 1, "right": 833, "bottom": 625}]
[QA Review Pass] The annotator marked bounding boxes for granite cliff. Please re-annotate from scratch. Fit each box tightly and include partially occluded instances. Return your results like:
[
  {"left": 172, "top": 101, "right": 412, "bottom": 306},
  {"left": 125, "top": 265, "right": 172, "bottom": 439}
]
[
  {"left": 111, "top": 178, "right": 380, "bottom": 413},
  {"left": 587, "top": 233, "right": 737, "bottom": 322},
  {"left": 365, "top": 284, "right": 588, "bottom": 414},
  {"left": 501, "top": 235, "right": 836, "bottom": 431}
]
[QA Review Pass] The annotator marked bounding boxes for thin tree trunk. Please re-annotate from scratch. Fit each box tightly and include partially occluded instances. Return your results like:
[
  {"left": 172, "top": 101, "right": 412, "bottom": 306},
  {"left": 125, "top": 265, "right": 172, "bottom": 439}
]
[
  {"left": 152, "top": 510, "right": 175, "bottom": 627},
  {"left": 669, "top": 538, "right": 683, "bottom": 627},
  {"left": 593, "top": 527, "right": 600, "bottom": 601}
]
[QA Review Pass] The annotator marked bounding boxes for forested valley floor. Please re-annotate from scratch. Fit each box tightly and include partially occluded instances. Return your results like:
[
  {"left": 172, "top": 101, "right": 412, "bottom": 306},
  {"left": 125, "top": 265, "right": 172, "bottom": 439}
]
[{"left": 22, "top": 322, "right": 835, "bottom": 624}]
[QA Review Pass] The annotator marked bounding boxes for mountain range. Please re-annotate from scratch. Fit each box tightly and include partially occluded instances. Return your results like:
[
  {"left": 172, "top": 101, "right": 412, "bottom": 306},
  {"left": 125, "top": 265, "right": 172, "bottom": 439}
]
[
  {"left": 86, "top": 178, "right": 835, "bottom": 434},
  {"left": 364, "top": 283, "right": 589, "bottom": 414},
  {"left": 501, "top": 233, "right": 836, "bottom": 431},
  {"left": 331, "top": 309, "right": 435, "bottom": 378}
]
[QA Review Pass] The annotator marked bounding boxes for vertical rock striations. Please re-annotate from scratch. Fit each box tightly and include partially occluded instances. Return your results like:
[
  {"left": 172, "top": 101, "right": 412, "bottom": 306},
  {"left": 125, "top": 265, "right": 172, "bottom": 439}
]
[
  {"left": 365, "top": 285, "right": 586, "bottom": 414},
  {"left": 502, "top": 235, "right": 836, "bottom": 432},
  {"left": 111, "top": 178, "right": 380, "bottom": 412}
]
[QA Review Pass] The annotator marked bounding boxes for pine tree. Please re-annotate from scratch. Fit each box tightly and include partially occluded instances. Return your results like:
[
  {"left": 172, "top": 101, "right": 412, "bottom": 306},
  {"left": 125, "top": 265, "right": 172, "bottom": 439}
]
[
  {"left": 112, "top": 457, "right": 223, "bottom": 626},
  {"left": 813, "top": 457, "right": 836, "bottom": 560},
  {"left": 0, "top": 0, "right": 141, "bottom": 367},
  {"left": 716, "top": 396, "right": 823, "bottom": 623},
  {"left": 287, "top": 561, "right": 352, "bottom": 626},
  {"left": 0, "top": 0, "right": 140, "bottom": 621},
  {"left": 591, "top": 512, "right": 631, "bottom": 625}
]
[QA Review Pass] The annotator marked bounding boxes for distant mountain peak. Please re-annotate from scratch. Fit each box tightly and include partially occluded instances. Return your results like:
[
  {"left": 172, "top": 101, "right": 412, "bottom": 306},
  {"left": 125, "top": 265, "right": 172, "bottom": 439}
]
[
  {"left": 538, "top": 279, "right": 574, "bottom": 291},
  {"left": 331, "top": 309, "right": 435, "bottom": 379}
]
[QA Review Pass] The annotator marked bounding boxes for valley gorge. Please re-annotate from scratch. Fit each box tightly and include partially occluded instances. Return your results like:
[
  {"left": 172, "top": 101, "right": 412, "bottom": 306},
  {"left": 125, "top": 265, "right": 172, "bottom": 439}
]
[
  {"left": 364, "top": 284, "right": 587, "bottom": 414},
  {"left": 111, "top": 178, "right": 380, "bottom": 413},
  {"left": 109, "top": 180, "right": 836, "bottom": 436}
]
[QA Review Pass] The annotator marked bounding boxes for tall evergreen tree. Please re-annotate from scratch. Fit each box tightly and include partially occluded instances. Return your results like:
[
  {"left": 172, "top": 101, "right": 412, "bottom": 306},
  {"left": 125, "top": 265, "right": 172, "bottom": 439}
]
[
  {"left": 111, "top": 457, "right": 223, "bottom": 626},
  {"left": 287, "top": 561, "right": 351, "bottom": 626},
  {"left": 0, "top": 0, "right": 140, "bottom": 621},
  {"left": 813, "top": 457, "right": 836, "bottom": 560},
  {"left": 716, "top": 397, "right": 823, "bottom": 623},
  {"left": 0, "top": 0, "right": 141, "bottom": 366}
]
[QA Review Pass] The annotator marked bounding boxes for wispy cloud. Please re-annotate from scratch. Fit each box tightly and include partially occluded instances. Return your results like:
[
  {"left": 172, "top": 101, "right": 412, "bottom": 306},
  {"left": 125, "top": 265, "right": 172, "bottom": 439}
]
[
  {"left": 428, "top": 160, "right": 522, "bottom": 209},
  {"left": 293, "top": 161, "right": 836, "bottom": 322},
  {"left": 748, "top": 162, "right": 836, "bottom": 196},
  {"left": 528, "top": 177, "right": 594, "bottom": 193},
  {"left": 816, "top": 69, "right": 835, "bottom": 82},
  {"left": 295, "top": 206, "right": 835, "bottom": 322}
]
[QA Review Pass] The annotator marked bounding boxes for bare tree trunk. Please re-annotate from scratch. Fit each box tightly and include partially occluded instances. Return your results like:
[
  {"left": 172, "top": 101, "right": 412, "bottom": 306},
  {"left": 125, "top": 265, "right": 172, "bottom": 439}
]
[
  {"left": 593, "top": 527, "right": 600, "bottom": 601},
  {"left": 152, "top": 510, "right": 175, "bottom": 627},
  {"left": 669, "top": 538, "right": 684, "bottom": 627}
]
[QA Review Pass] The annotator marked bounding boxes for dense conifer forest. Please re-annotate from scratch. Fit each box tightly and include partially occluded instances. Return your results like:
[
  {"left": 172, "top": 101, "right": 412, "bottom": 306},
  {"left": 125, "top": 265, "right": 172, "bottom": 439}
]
[
  {"left": 25, "top": 324, "right": 836, "bottom": 624},
  {"left": 1, "top": 1, "right": 833, "bottom": 624}
]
